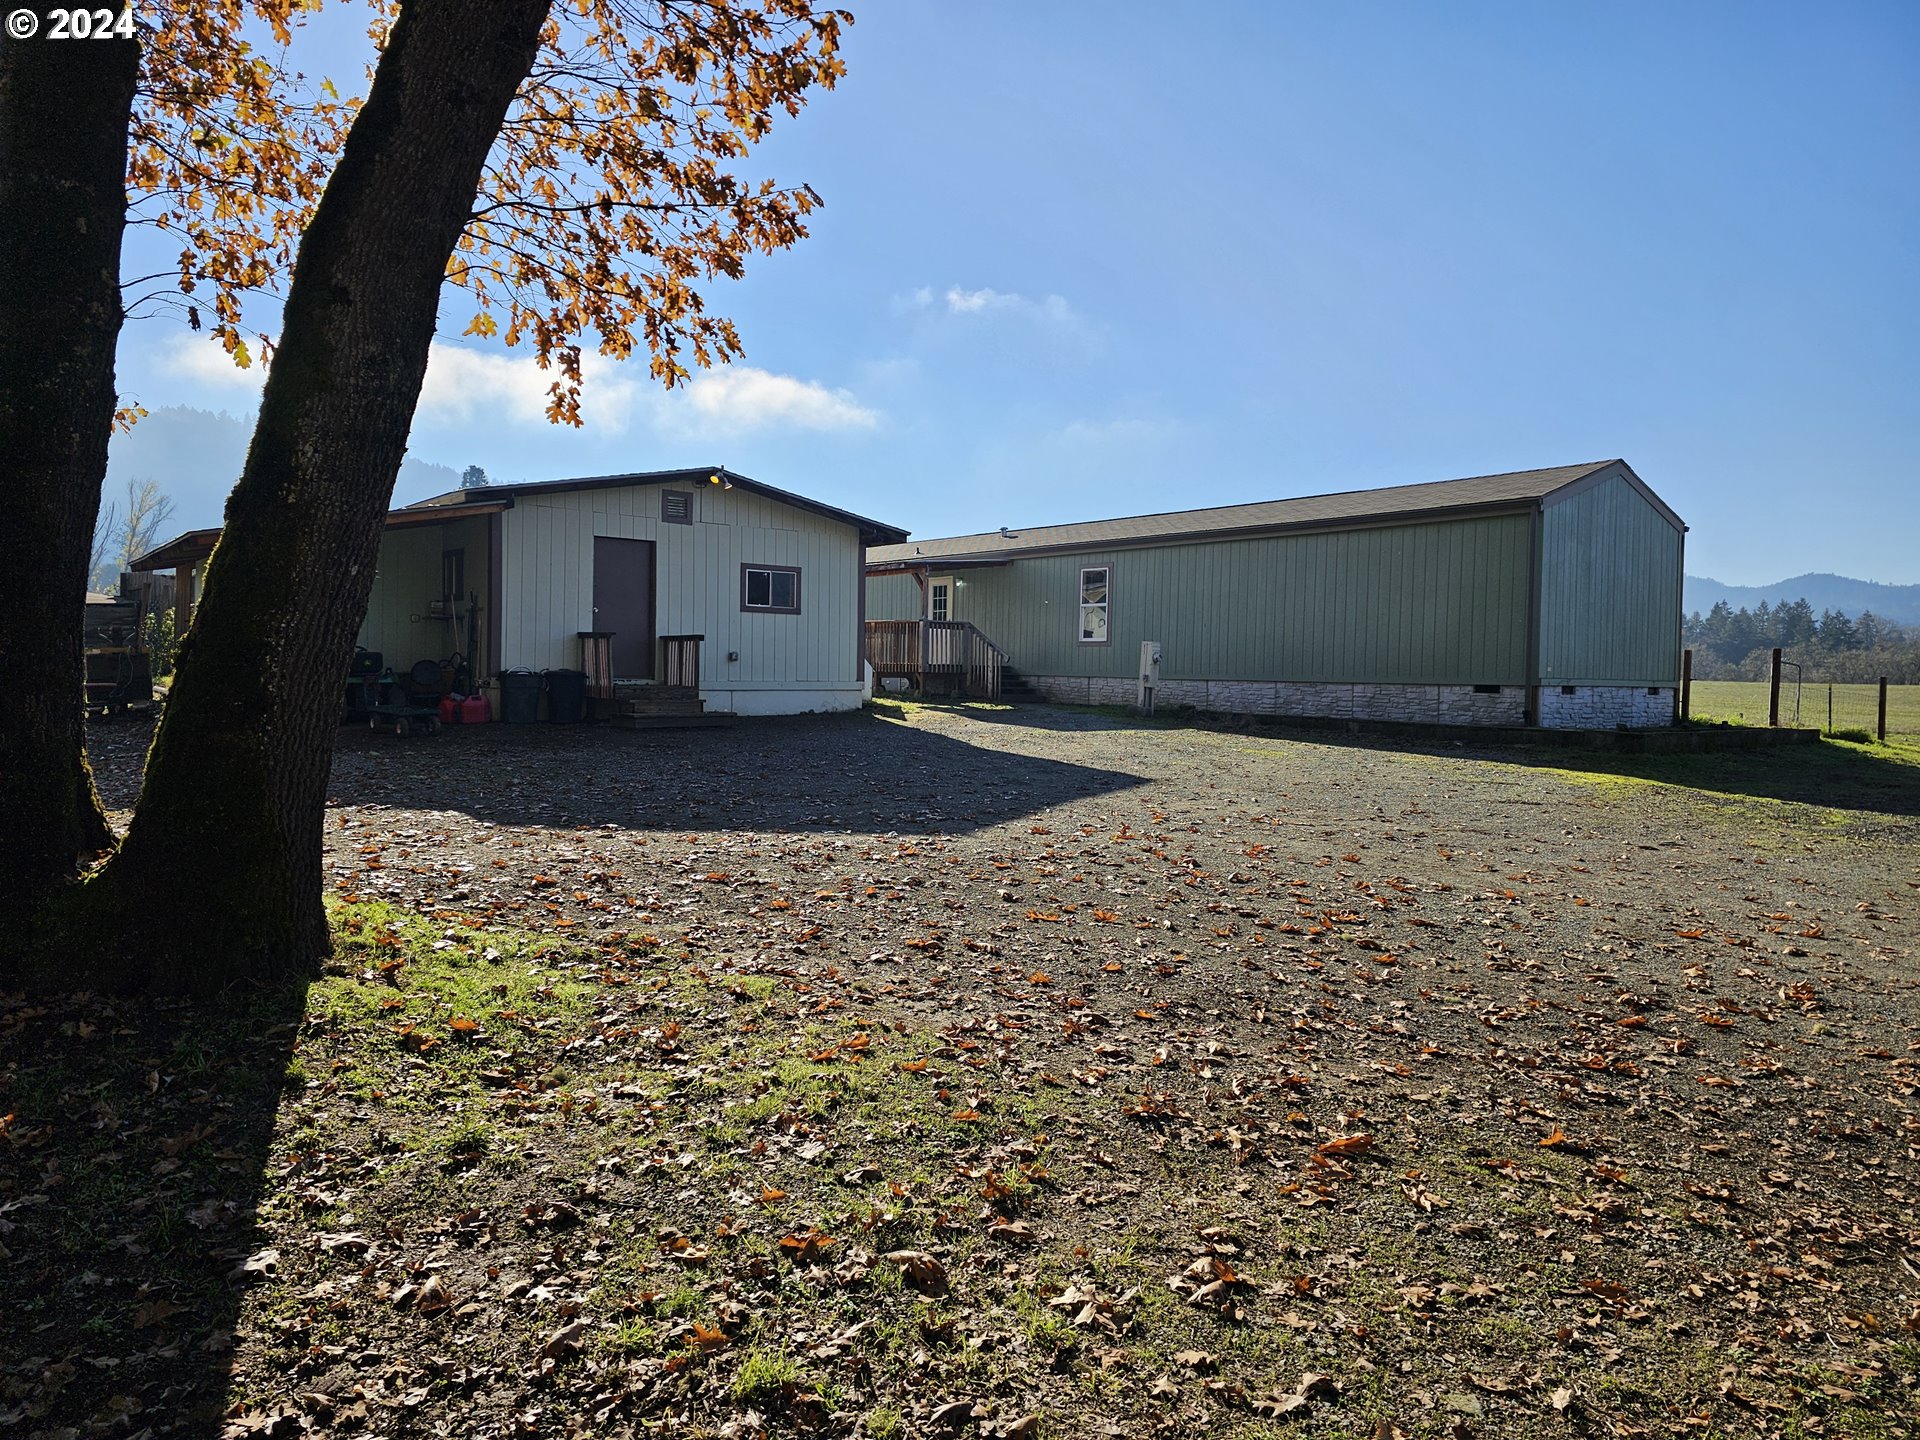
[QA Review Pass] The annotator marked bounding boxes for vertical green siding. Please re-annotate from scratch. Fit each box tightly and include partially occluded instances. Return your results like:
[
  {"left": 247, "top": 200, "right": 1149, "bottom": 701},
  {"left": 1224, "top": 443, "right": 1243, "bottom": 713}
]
[
  {"left": 1538, "top": 473, "right": 1682, "bottom": 684},
  {"left": 866, "top": 572, "right": 923, "bottom": 621},
  {"left": 867, "top": 512, "right": 1533, "bottom": 684}
]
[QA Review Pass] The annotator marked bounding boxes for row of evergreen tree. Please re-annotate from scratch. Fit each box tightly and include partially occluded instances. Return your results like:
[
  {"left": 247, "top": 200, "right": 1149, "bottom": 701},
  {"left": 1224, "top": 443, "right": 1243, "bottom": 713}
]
[{"left": 1682, "top": 600, "right": 1918, "bottom": 683}]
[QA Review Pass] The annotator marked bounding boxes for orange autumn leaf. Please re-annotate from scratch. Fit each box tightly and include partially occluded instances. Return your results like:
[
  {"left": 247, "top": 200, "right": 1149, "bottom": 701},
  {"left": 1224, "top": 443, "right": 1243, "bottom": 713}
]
[
  {"left": 1317, "top": 1134, "right": 1373, "bottom": 1158},
  {"left": 778, "top": 1229, "right": 836, "bottom": 1263},
  {"left": 1539, "top": 1127, "right": 1572, "bottom": 1148}
]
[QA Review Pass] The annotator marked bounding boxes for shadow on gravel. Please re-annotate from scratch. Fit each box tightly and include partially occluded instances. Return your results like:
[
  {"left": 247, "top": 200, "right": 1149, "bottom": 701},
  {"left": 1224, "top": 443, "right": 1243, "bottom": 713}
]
[
  {"left": 323, "top": 710, "right": 1149, "bottom": 835},
  {"left": 88, "top": 710, "right": 1150, "bottom": 837},
  {"left": 0, "top": 982, "right": 306, "bottom": 1437},
  {"left": 1498, "top": 739, "right": 1920, "bottom": 817},
  {"left": 1183, "top": 715, "right": 1920, "bottom": 818}
]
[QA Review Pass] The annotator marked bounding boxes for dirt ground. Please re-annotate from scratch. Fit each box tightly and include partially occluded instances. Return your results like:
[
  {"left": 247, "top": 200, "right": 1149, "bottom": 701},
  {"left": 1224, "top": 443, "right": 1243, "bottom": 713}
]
[{"left": 7, "top": 702, "right": 1917, "bottom": 1439}]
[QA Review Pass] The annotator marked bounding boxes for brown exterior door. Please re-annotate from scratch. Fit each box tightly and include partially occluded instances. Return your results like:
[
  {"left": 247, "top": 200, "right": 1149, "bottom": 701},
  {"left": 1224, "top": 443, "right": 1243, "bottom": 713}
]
[{"left": 592, "top": 537, "right": 655, "bottom": 679}]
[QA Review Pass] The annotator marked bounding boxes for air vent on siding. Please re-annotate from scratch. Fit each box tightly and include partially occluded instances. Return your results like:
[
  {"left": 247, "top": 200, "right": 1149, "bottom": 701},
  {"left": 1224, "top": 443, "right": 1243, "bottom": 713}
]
[{"left": 661, "top": 490, "right": 694, "bottom": 526}]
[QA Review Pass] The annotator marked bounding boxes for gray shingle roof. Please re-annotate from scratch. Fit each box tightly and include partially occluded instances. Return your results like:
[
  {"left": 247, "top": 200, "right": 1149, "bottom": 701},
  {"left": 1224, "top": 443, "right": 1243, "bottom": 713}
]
[{"left": 869, "top": 461, "right": 1635, "bottom": 566}]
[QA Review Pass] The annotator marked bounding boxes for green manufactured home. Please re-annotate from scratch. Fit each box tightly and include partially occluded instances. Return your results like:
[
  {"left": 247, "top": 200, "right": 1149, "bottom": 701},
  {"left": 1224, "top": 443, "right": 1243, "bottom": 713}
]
[{"left": 865, "top": 460, "right": 1685, "bottom": 728}]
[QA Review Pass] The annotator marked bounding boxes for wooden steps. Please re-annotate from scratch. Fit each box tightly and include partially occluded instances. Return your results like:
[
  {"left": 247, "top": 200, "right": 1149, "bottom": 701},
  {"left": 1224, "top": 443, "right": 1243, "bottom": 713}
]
[{"left": 591, "top": 683, "right": 736, "bottom": 730}]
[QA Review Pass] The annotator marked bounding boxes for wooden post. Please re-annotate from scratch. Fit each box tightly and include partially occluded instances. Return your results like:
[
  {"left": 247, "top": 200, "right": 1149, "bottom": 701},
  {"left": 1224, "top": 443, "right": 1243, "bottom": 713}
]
[
  {"left": 1881, "top": 677, "right": 1890, "bottom": 743},
  {"left": 1768, "top": 648, "right": 1782, "bottom": 727},
  {"left": 1680, "top": 648, "right": 1692, "bottom": 720}
]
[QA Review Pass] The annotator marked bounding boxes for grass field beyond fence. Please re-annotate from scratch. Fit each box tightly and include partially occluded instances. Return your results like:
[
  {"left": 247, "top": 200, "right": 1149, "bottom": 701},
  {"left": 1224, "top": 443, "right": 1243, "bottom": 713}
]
[{"left": 1689, "top": 678, "right": 1916, "bottom": 739}]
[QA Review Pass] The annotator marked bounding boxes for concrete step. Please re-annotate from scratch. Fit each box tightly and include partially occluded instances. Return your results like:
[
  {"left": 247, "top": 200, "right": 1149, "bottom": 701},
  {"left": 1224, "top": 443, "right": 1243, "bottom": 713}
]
[{"left": 610, "top": 711, "right": 736, "bottom": 731}]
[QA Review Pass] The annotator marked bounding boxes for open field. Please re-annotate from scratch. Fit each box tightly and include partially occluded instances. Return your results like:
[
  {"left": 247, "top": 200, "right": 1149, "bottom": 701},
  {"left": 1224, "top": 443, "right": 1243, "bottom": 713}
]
[
  {"left": 6, "top": 706, "right": 1917, "bottom": 1438},
  {"left": 1689, "top": 679, "right": 1918, "bottom": 740}
]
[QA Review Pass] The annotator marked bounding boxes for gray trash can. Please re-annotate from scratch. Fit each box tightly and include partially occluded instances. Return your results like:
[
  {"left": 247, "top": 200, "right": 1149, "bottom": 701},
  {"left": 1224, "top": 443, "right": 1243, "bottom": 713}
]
[{"left": 499, "top": 669, "right": 542, "bottom": 725}]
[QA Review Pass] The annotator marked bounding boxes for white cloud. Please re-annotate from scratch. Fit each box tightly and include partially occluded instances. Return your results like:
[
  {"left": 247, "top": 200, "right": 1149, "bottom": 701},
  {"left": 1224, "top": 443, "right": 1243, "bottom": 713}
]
[
  {"left": 157, "top": 336, "right": 873, "bottom": 440},
  {"left": 418, "top": 344, "right": 640, "bottom": 433},
  {"left": 943, "top": 286, "right": 1007, "bottom": 314},
  {"left": 673, "top": 366, "right": 879, "bottom": 434},
  {"left": 894, "top": 284, "right": 1087, "bottom": 340},
  {"left": 160, "top": 333, "right": 268, "bottom": 393}
]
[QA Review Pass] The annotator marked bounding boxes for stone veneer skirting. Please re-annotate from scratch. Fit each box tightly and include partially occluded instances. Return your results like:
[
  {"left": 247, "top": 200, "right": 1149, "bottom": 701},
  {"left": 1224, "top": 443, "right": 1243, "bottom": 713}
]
[
  {"left": 1537, "top": 684, "right": 1675, "bottom": 729},
  {"left": 1023, "top": 676, "right": 1674, "bottom": 729}
]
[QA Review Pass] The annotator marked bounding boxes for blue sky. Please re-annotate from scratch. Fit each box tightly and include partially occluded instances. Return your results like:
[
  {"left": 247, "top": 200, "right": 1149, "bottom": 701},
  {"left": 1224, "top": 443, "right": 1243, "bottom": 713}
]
[{"left": 111, "top": 0, "right": 1919, "bottom": 585}]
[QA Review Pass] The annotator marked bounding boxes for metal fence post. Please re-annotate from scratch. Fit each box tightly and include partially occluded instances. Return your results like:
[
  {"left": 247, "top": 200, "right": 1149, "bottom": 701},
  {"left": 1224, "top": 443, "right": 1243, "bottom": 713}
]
[
  {"left": 1768, "top": 648, "right": 1782, "bottom": 727},
  {"left": 1827, "top": 684, "right": 1833, "bottom": 736},
  {"left": 1881, "top": 677, "right": 1890, "bottom": 743},
  {"left": 1681, "top": 648, "right": 1692, "bottom": 720}
]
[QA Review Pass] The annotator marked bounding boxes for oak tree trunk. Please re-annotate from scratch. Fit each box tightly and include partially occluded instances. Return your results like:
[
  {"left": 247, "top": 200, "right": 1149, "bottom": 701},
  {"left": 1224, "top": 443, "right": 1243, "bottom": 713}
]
[
  {"left": 83, "top": 0, "right": 551, "bottom": 993},
  {"left": 0, "top": 17, "right": 138, "bottom": 962}
]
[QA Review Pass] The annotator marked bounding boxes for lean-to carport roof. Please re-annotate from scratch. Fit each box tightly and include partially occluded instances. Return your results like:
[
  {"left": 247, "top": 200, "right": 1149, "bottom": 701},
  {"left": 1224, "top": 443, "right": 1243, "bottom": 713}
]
[
  {"left": 868, "top": 460, "right": 1682, "bottom": 568},
  {"left": 130, "top": 499, "right": 510, "bottom": 572},
  {"left": 408, "top": 466, "right": 909, "bottom": 546}
]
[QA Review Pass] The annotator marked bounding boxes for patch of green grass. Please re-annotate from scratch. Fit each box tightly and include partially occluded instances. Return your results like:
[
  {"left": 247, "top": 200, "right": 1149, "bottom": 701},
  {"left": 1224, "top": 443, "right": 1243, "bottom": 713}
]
[
  {"left": 730, "top": 1347, "right": 801, "bottom": 1405},
  {"left": 1690, "top": 679, "right": 1917, "bottom": 740},
  {"left": 867, "top": 695, "right": 1015, "bottom": 721}
]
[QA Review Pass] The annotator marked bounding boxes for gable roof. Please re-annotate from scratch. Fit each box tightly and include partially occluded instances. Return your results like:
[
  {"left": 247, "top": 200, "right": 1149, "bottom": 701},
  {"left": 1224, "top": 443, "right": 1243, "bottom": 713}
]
[
  {"left": 868, "top": 460, "right": 1681, "bottom": 568},
  {"left": 133, "top": 467, "right": 908, "bottom": 572},
  {"left": 409, "top": 466, "right": 908, "bottom": 546}
]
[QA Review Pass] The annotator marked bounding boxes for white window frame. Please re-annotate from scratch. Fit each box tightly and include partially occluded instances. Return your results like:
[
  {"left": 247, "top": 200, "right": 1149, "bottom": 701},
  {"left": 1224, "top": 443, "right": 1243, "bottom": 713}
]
[
  {"left": 1078, "top": 565, "right": 1110, "bottom": 645},
  {"left": 928, "top": 575, "right": 952, "bottom": 623}
]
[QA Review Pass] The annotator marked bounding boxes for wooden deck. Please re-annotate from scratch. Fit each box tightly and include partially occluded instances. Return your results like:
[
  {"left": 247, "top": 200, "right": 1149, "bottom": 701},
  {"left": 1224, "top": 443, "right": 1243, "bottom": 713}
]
[{"left": 864, "top": 619, "right": 1006, "bottom": 699}]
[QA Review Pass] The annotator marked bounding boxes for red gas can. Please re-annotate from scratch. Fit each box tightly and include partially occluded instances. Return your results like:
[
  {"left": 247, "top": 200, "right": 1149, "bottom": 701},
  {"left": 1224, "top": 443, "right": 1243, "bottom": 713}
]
[
  {"left": 437, "top": 695, "right": 460, "bottom": 726},
  {"left": 460, "top": 693, "right": 491, "bottom": 724}
]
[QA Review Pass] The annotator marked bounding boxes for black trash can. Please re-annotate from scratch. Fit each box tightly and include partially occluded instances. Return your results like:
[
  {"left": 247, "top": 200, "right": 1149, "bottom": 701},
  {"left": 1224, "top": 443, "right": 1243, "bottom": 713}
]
[
  {"left": 499, "top": 669, "right": 542, "bottom": 725},
  {"left": 545, "top": 668, "right": 588, "bottom": 724}
]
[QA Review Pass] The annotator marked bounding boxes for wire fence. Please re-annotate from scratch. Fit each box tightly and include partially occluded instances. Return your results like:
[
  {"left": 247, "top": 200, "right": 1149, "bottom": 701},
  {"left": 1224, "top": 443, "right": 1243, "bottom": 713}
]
[{"left": 1687, "top": 675, "right": 1914, "bottom": 741}]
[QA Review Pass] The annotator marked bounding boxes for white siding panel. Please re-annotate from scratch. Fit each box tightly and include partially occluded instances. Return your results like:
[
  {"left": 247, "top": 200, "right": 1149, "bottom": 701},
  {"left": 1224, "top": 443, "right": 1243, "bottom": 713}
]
[
  {"left": 496, "top": 481, "right": 864, "bottom": 709},
  {"left": 357, "top": 515, "right": 493, "bottom": 672}
]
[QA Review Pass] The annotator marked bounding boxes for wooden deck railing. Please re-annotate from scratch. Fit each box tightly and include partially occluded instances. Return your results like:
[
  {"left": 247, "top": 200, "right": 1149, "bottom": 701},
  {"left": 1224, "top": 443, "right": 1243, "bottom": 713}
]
[
  {"left": 864, "top": 619, "right": 1005, "bottom": 699},
  {"left": 660, "top": 634, "right": 703, "bottom": 690}
]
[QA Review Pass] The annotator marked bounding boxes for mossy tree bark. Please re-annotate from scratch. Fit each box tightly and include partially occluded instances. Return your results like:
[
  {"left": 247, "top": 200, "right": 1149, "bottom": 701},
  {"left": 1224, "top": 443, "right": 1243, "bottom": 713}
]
[
  {"left": 0, "top": 20, "right": 139, "bottom": 962},
  {"left": 84, "top": 0, "right": 552, "bottom": 993}
]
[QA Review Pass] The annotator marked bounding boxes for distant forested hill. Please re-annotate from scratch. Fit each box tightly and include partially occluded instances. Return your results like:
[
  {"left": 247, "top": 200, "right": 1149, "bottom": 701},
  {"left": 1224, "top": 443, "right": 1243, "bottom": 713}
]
[
  {"left": 105, "top": 405, "right": 462, "bottom": 539},
  {"left": 1685, "top": 572, "right": 1920, "bottom": 626}
]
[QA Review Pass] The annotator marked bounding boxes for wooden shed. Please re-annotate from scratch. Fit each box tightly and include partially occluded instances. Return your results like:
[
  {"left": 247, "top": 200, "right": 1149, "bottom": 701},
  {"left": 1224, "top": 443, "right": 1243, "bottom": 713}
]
[
  {"left": 865, "top": 460, "right": 1685, "bottom": 729},
  {"left": 137, "top": 467, "right": 906, "bottom": 719}
]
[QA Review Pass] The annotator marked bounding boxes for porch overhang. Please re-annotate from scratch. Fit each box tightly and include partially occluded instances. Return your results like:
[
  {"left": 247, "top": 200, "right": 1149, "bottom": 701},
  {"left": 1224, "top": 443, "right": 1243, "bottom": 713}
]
[
  {"left": 131, "top": 499, "right": 513, "bottom": 573},
  {"left": 864, "top": 558, "right": 1011, "bottom": 578}
]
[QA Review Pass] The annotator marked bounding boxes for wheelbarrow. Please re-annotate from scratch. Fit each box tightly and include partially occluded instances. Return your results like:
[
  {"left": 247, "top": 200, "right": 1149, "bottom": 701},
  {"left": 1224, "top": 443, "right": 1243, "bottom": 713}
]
[{"left": 366, "top": 661, "right": 444, "bottom": 736}]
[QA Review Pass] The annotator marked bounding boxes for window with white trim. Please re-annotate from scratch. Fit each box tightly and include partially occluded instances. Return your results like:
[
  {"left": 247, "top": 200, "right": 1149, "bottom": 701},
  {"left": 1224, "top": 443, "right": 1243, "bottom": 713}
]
[{"left": 1078, "top": 565, "right": 1110, "bottom": 644}]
